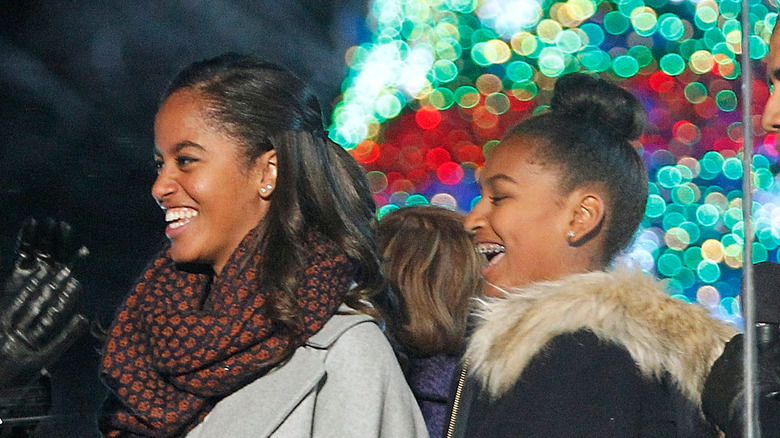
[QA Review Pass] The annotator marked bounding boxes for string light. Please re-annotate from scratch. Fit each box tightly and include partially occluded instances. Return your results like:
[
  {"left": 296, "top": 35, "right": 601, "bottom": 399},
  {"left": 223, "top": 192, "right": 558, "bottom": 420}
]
[{"left": 331, "top": 0, "right": 779, "bottom": 324}]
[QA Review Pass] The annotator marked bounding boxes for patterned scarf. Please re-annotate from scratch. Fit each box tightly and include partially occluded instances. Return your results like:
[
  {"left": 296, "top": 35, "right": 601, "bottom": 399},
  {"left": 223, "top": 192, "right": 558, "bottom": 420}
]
[{"left": 100, "top": 225, "right": 355, "bottom": 437}]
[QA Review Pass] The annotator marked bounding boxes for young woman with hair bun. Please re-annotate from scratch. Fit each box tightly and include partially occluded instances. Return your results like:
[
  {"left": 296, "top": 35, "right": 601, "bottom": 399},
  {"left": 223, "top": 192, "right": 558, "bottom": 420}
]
[{"left": 446, "top": 73, "right": 737, "bottom": 437}]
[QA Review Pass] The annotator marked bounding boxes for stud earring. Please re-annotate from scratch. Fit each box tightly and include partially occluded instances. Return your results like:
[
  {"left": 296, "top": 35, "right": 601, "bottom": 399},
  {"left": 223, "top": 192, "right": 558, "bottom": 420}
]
[
  {"left": 260, "top": 187, "right": 267, "bottom": 194},
  {"left": 265, "top": 185, "right": 273, "bottom": 191},
  {"left": 567, "top": 230, "right": 575, "bottom": 240}
]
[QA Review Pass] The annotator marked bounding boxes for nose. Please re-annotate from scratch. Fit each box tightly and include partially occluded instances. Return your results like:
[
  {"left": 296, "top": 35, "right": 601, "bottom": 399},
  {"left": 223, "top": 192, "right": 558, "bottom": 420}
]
[
  {"left": 151, "top": 165, "right": 177, "bottom": 206},
  {"left": 464, "top": 196, "right": 486, "bottom": 234},
  {"left": 762, "top": 88, "right": 780, "bottom": 133}
]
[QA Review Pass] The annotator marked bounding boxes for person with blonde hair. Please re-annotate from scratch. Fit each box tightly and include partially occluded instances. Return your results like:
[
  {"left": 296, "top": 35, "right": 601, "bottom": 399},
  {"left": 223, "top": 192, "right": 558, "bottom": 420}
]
[{"left": 375, "top": 205, "right": 483, "bottom": 438}]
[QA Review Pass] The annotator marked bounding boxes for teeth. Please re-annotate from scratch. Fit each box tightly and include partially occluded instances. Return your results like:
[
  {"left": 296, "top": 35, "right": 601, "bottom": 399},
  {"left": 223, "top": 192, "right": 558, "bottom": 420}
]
[
  {"left": 165, "top": 207, "right": 198, "bottom": 223},
  {"left": 169, "top": 220, "right": 189, "bottom": 229},
  {"left": 476, "top": 243, "right": 506, "bottom": 255}
]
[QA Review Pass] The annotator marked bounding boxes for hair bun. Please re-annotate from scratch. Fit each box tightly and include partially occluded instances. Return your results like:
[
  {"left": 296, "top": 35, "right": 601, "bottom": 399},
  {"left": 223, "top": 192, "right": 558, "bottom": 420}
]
[{"left": 549, "top": 73, "right": 646, "bottom": 141}]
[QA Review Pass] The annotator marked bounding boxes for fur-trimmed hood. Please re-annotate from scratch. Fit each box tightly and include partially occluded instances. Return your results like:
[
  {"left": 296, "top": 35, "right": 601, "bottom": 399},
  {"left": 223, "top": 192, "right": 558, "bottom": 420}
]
[{"left": 466, "top": 268, "right": 738, "bottom": 405}]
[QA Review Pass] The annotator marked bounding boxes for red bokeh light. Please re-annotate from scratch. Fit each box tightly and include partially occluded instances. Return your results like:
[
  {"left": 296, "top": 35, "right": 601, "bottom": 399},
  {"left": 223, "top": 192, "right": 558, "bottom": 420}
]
[
  {"left": 416, "top": 106, "right": 442, "bottom": 130},
  {"left": 437, "top": 161, "right": 464, "bottom": 185}
]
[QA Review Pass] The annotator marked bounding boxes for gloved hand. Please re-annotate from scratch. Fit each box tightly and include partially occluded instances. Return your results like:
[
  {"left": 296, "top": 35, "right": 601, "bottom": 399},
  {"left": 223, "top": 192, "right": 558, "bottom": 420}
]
[
  {"left": 0, "top": 218, "right": 89, "bottom": 388},
  {"left": 701, "top": 333, "right": 780, "bottom": 438}
]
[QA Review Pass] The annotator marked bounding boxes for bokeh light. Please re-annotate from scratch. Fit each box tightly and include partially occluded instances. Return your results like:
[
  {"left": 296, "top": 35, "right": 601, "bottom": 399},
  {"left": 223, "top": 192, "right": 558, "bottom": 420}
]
[{"left": 332, "top": 0, "right": 779, "bottom": 326}]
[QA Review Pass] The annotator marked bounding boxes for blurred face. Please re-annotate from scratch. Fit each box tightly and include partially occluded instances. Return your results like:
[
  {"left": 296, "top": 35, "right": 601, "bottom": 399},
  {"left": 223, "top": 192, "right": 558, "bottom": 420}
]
[
  {"left": 152, "top": 89, "right": 269, "bottom": 274},
  {"left": 464, "top": 138, "right": 577, "bottom": 295},
  {"left": 763, "top": 27, "right": 780, "bottom": 136}
]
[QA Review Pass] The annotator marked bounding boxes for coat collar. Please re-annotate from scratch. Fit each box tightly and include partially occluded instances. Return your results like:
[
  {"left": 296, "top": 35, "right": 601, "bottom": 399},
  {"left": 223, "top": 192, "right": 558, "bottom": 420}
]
[{"left": 466, "top": 268, "right": 738, "bottom": 404}]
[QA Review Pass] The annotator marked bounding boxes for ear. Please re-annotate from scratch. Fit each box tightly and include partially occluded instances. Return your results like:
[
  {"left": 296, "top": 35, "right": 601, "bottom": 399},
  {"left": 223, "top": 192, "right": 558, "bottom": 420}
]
[
  {"left": 566, "top": 189, "right": 605, "bottom": 245},
  {"left": 254, "top": 150, "right": 277, "bottom": 199}
]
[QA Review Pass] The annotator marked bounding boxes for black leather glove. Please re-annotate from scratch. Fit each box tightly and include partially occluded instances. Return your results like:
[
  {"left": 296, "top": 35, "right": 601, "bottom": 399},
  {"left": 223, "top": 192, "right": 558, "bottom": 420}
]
[
  {"left": 702, "top": 333, "right": 780, "bottom": 438},
  {"left": 0, "top": 218, "right": 89, "bottom": 388}
]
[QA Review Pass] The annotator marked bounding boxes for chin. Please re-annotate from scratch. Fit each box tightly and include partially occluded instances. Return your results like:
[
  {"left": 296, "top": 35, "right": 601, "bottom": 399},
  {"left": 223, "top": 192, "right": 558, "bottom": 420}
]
[{"left": 170, "top": 246, "right": 198, "bottom": 264}]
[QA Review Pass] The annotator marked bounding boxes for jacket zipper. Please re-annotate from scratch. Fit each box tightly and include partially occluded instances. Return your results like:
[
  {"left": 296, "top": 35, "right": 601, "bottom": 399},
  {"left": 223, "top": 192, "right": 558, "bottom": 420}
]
[{"left": 445, "top": 358, "right": 470, "bottom": 438}]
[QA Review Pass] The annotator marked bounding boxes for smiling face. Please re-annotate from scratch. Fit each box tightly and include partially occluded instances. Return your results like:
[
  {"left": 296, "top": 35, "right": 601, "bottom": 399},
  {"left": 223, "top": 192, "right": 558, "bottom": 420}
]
[
  {"left": 152, "top": 89, "right": 273, "bottom": 274},
  {"left": 464, "top": 138, "right": 593, "bottom": 294}
]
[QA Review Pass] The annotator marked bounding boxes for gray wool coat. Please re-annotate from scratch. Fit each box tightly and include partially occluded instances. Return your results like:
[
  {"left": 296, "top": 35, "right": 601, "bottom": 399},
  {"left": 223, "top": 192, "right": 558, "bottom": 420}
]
[{"left": 186, "top": 309, "right": 429, "bottom": 438}]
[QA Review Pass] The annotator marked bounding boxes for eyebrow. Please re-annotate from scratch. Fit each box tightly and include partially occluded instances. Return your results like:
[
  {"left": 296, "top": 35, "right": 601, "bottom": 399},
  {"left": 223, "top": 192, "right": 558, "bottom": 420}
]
[
  {"left": 154, "top": 141, "right": 205, "bottom": 156},
  {"left": 481, "top": 173, "right": 518, "bottom": 188}
]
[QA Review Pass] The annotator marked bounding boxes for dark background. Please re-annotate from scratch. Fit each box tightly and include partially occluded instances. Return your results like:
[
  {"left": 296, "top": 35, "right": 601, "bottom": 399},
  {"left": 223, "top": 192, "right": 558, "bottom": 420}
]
[{"left": 0, "top": 1, "right": 369, "bottom": 435}]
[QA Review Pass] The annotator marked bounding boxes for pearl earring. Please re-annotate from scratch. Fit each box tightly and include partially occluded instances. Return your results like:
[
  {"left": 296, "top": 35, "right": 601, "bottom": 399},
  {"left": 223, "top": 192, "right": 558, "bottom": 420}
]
[
  {"left": 567, "top": 230, "right": 575, "bottom": 240},
  {"left": 260, "top": 187, "right": 267, "bottom": 194}
]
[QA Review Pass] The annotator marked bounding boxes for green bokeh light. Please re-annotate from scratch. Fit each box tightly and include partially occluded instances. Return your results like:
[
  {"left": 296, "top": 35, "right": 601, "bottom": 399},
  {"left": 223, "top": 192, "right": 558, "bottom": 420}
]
[
  {"left": 723, "top": 207, "right": 743, "bottom": 230},
  {"left": 405, "top": 194, "right": 430, "bottom": 206},
  {"left": 696, "top": 204, "right": 720, "bottom": 227},
  {"left": 674, "top": 267, "right": 696, "bottom": 289},
  {"left": 672, "top": 185, "right": 696, "bottom": 205},
  {"left": 722, "top": 157, "right": 743, "bottom": 180},
  {"left": 715, "top": 90, "right": 738, "bottom": 111},
  {"left": 659, "top": 53, "right": 686, "bottom": 75},
  {"left": 506, "top": 61, "right": 534, "bottom": 82},
  {"left": 556, "top": 30, "right": 583, "bottom": 53},
  {"left": 454, "top": 85, "right": 481, "bottom": 108},
  {"left": 750, "top": 35, "right": 769, "bottom": 59},
  {"left": 632, "top": 9, "right": 658, "bottom": 37},
  {"left": 680, "top": 221, "right": 701, "bottom": 244},
  {"left": 377, "top": 204, "right": 401, "bottom": 220},
  {"left": 628, "top": 45, "right": 653, "bottom": 67},
  {"left": 538, "top": 47, "right": 567, "bottom": 77},
  {"left": 720, "top": 0, "right": 740, "bottom": 18},
  {"left": 580, "top": 22, "right": 605, "bottom": 46},
  {"left": 485, "top": 92, "right": 511, "bottom": 115},
  {"left": 511, "top": 80, "right": 539, "bottom": 101},
  {"left": 657, "top": 13, "right": 685, "bottom": 40},
  {"left": 662, "top": 212, "right": 686, "bottom": 230},
  {"left": 435, "top": 38, "right": 463, "bottom": 61},
  {"left": 658, "top": 252, "right": 683, "bottom": 276},
  {"left": 753, "top": 242, "right": 769, "bottom": 263},
  {"left": 684, "top": 82, "right": 708, "bottom": 104},
  {"left": 697, "top": 260, "right": 721, "bottom": 284},
  {"left": 580, "top": 48, "right": 612, "bottom": 72},
  {"left": 684, "top": 247, "right": 704, "bottom": 269},
  {"left": 612, "top": 54, "right": 640, "bottom": 78},
  {"left": 429, "top": 87, "right": 456, "bottom": 110},
  {"left": 433, "top": 59, "right": 459, "bottom": 83},
  {"left": 646, "top": 194, "right": 667, "bottom": 218},
  {"left": 754, "top": 168, "right": 774, "bottom": 190},
  {"left": 618, "top": 0, "right": 645, "bottom": 17},
  {"left": 694, "top": 5, "right": 719, "bottom": 30},
  {"left": 376, "top": 93, "right": 403, "bottom": 120},
  {"left": 657, "top": 165, "right": 683, "bottom": 188},
  {"left": 604, "top": 11, "right": 631, "bottom": 35}
]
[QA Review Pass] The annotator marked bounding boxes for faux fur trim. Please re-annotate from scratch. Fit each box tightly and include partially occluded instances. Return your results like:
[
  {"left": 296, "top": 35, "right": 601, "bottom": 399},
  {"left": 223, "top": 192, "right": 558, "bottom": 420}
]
[{"left": 466, "top": 268, "right": 738, "bottom": 404}]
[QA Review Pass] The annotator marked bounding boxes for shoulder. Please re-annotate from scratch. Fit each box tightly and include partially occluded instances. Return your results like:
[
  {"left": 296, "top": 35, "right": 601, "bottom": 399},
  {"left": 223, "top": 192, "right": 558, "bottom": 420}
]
[
  {"left": 467, "top": 269, "right": 738, "bottom": 402},
  {"left": 312, "top": 315, "right": 429, "bottom": 437},
  {"left": 525, "top": 331, "right": 643, "bottom": 389},
  {"left": 465, "top": 332, "right": 661, "bottom": 438},
  {"left": 324, "top": 319, "right": 398, "bottom": 372}
]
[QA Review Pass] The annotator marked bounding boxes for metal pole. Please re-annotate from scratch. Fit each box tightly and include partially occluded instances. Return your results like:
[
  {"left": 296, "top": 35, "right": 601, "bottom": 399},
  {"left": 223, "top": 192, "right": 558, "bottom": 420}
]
[{"left": 740, "top": 0, "right": 759, "bottom": 434}]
